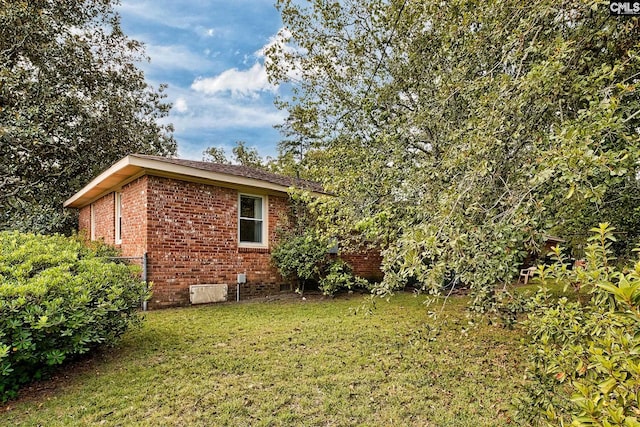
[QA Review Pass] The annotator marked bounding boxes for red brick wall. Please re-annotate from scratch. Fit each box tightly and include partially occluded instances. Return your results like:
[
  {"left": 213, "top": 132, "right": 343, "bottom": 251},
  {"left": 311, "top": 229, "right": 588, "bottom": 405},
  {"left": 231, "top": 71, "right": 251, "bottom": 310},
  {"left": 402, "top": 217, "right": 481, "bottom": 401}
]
[
  {"left": 120, "top": 177, "right": 148, "bottom": 257},
  {"left": 341, "top": 248, "right": 384, "bottom": 282},
  {"left": 77, "top": 178, "right": 146, "bottom": 253},
  {"left": 95, "top": 194, "right": 116, "bottom": 244},
  {"left": 74, "top": 173, "right": 383, "bottom": 308},
  {"left": 78, "top": 206, "right": 90, "bottom": 238},
  {"left": 78, "top": 192, "right": 116, "bottom": 244},
  {"left": 145, "top": 176, "right": 289, "bottom": 307}
]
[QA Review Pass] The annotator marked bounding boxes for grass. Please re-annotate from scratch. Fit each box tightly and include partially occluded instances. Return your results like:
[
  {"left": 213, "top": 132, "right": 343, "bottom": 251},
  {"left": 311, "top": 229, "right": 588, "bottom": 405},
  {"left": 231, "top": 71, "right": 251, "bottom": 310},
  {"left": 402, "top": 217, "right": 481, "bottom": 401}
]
[{"left": 1, "top": 292, "right": 525, "bottom": 426}]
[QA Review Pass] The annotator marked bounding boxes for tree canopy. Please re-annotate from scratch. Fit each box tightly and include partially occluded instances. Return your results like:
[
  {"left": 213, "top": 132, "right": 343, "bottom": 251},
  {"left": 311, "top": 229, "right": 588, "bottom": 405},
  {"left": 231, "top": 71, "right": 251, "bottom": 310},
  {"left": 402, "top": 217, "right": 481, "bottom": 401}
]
[
  {"left": 231, "top": 141, "right": 264, "bottom": 169},
  {"left": 202, "top": 146, "right": 230, "bottom": 164},
  {"left": 202, "top": 141, "right": 272, "bottom": 170},
  {"left": 266, "top": 0, "right": 640, "bottom": 307},
  {"left": 0, "top": 0, "right": 176, "bottom": 233}
]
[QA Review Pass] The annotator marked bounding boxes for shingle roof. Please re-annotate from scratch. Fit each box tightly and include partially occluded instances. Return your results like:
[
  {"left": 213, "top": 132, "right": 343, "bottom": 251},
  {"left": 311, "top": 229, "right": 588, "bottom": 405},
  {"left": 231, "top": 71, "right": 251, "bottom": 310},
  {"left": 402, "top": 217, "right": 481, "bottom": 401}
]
[
  {"left": 131, "top": 154, "right": 325, "bottom": 193},
  {"left": 64, "top": 154, "right": 327, "bottom": 208}
]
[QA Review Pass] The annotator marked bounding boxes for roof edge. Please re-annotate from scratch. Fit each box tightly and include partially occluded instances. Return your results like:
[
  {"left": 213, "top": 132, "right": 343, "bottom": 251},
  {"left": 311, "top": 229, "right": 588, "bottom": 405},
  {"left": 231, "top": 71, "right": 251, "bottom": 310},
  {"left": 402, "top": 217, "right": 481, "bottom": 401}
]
[
  {"left": 63, "top": 156, "right": 134, "bottom": 208},
  {"left": 64, "top": 155, "right": 326, "bottom": 209}
]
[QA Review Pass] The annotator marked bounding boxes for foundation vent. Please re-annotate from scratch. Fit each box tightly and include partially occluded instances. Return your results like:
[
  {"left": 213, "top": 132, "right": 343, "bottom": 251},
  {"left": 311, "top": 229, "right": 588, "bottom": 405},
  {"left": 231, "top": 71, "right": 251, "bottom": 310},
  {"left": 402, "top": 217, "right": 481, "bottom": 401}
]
[{"left": 190, "top": 284, "right": 228, "bottom": 304}]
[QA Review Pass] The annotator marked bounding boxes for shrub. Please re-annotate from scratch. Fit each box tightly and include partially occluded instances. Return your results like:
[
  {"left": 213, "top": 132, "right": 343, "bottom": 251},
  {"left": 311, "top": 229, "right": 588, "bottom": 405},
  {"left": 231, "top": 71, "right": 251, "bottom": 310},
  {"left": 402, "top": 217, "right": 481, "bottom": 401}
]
[
  {"left": 319, "top": 259, "right": 368, "bottom": 296},
  {"left": 271, "top": 231, "right": 366, "bottom": 295},
  {"left": 0, "top": 231, "right": 149, "bottom": 401},
  {"left": 271, "top": 232, "right": 327, "bottom": 291},
  {"left": 517, "top": 223, "right": 640, "bottom": 426}
]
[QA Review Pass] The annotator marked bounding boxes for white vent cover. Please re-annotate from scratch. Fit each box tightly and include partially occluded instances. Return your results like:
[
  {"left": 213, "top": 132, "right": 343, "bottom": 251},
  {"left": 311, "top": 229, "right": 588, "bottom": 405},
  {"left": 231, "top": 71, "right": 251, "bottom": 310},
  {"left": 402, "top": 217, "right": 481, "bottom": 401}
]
[{"left": 190, "top": 284, "right": 228, "bottom": 304}]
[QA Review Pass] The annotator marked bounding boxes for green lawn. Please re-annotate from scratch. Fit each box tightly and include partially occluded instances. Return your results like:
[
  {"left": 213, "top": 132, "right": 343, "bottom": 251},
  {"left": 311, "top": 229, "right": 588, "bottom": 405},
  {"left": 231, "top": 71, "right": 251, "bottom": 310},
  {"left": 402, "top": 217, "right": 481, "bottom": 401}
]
[{"left": 1, "top": 292, "right": 525, "bottom": 426}]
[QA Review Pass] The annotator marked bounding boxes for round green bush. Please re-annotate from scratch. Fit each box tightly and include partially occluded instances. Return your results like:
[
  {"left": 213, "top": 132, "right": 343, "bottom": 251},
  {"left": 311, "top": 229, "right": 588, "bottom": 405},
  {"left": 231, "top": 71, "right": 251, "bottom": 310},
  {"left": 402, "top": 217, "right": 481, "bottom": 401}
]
[
  {"left": 0, "top": 231, "right": 149, "bottom": 401},
  {"left": 271, "top": 231, "right": 368, "bottom": 295},
  {"left": 319, "top": 259, "right": 369, "bottom": 296}
]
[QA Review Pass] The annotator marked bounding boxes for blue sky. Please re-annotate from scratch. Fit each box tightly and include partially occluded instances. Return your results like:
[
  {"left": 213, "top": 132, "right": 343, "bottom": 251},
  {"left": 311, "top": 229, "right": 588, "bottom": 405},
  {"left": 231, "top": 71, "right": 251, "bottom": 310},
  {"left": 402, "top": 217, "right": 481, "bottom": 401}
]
[{"left": 117, "top": 0, "right": 287, "bottom": 160}]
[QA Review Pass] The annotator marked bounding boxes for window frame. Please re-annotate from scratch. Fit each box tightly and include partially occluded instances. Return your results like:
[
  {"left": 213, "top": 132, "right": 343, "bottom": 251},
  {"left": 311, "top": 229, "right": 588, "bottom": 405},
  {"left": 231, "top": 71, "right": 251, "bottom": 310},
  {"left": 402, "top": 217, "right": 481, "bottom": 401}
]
[
  {"left": 238, "top": 193, "right": 268, "bottom": 248},
  {"left": 115, "top": 191, "right": 122, "bottom": 244}
]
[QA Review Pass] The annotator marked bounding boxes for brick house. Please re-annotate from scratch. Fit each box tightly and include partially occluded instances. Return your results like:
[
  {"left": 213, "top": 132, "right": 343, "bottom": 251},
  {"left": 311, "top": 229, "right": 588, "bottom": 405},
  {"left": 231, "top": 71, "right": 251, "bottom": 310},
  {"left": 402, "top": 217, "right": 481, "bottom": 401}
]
[{"left": 64, "top": 154, "right": 382, "bottom": 308}]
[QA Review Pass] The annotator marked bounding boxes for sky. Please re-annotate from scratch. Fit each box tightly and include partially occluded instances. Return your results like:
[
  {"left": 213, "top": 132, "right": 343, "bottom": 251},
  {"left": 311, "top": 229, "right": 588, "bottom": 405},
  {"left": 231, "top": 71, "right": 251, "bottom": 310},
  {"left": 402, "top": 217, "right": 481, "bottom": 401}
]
[{"left": 117, "top": 0, "right": 287, "bottom": 161}]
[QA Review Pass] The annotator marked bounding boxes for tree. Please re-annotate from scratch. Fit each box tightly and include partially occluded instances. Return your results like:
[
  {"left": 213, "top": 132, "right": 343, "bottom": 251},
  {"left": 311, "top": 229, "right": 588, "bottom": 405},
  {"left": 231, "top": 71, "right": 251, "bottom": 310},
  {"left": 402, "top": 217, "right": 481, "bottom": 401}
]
[
  {"left": 203, "top": 141, "right": 268, "bottom": 169},
  {"left": 202, "top": 146, "right": 230, "bottom": 164},
  {"left": 518, "top": 224, "right": 640, "bottom": 425},
  {"left": 232, "top": 141, "right": 265, "bottom": 169},
  {"left": 0, "top": 0, "right": 176, "bottom": 234},
  {"left": 266, "top": 0, "right": 640, "bottom": 308}
]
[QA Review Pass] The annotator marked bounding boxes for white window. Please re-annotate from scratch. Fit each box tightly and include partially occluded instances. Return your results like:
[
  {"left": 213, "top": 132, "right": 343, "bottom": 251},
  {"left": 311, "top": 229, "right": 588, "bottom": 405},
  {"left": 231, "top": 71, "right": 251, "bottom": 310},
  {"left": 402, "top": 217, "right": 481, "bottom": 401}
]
[
  {"left": 90, "top": 203, "right": 96, "bottom": 241},
  {"left": 115, "top": 192, "right": 122, "bottom": 244},
  {"left": 238, "top": 194, "right": 267, "bottom": 246}
]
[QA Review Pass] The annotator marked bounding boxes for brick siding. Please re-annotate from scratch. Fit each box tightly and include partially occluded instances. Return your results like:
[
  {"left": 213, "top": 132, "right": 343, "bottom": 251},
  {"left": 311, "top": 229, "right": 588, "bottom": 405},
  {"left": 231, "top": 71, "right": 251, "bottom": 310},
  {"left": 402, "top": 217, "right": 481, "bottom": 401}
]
[
  {"left": 341, "top": 248, "right": 384, "bottom": 282},
  {"left": 76, "top": 173, "right": 383, "bottom": 308},
  {"left": 78, "top": 192, "right": 115, "bottom": 245},
  {"left": 145, "top": 176, "right": 289, "bottom": 308},
  {"left": 78, "top": 205, "right": 90, "bottom": 238},
  {"left": 120, "top": 177, "right": 148, "bottom": 257}
]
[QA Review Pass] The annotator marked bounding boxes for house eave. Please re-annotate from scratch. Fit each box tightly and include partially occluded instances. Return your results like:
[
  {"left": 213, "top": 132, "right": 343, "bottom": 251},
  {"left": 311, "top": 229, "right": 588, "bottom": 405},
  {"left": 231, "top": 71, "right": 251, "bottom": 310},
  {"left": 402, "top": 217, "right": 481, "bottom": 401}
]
[{"left": 64, "top": 155, "right": 320, "bottom": 209}]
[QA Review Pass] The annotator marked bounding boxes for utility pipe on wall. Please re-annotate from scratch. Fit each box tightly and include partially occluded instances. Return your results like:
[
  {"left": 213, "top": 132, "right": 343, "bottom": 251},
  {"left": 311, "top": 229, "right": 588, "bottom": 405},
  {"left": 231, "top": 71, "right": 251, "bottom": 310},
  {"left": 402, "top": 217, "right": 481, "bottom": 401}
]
[{"left": 237, "top": 272, "right": 246, "bottom": 302}]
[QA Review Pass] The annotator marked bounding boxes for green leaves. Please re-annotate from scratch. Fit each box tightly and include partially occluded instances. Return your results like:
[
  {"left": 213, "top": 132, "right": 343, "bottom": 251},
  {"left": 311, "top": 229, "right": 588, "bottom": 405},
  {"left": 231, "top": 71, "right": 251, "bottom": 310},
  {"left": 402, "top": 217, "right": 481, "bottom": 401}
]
[
  {"left": 520, "top": 226, "right": 640, "bottom": 426},
  {"left": 0, "top": 0, "right": 175, "bottom": 233},
  {"left": 597, "top": 277, "right": 640, "bottom": 307},
  {"left": 271, "top": 231, "right": 328, "bottom": 286},
  {"left": 271, "top": 204, "right": 368, "bottom": 296},
  {"left": 268, "top": 0, "right": 640, "bottom": 307},
  {"left": 0, "top": 344, "right": 10, "bottom": 361},
  {"left": 0, "top": 231, "right": 149, "bottom": 402},
  {"left": 318, "top": 259, "right": 368, "bottom": 296}
]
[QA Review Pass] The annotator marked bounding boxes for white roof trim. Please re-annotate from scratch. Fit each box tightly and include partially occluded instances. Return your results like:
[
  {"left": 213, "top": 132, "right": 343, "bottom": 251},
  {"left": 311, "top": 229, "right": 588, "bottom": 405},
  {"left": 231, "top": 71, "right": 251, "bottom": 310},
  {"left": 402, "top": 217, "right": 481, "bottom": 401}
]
[{"left": 64, "top": 155, "right": 308, "bottom": 208}]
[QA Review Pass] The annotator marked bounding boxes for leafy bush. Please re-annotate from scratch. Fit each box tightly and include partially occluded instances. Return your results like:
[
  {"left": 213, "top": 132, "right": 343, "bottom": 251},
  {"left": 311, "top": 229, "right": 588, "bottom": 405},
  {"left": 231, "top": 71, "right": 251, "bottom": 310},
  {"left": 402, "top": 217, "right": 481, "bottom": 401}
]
[
  {"left": 517, "top": 223, "right": 640, "bottom": 426},
  {"left": 271, "top": 231, "right": 366, "bottom": 295},
  {"left": 0, "top": 231, "right": 149, "bottom": 402},
  {"left": 319, "top": 259, "right": 368, "bottom": 296},
  {"left": 271, "top": 232, "right": 328, "bottom": 289}
]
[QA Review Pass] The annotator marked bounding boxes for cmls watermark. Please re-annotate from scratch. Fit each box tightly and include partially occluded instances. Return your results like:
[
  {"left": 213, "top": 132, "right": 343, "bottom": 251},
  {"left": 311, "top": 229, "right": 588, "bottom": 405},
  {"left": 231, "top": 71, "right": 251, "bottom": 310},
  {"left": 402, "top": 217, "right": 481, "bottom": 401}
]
[{"left": 610, "top": 1, "right": 640, "bottom": 15}]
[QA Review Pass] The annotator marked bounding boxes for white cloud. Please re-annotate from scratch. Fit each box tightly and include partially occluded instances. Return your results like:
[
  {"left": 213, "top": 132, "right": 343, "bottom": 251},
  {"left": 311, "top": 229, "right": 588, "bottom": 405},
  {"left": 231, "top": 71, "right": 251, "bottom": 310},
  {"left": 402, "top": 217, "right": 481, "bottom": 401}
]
[
  {"left": 147, "top": 82, "right": 285, "bottom": 160},
  {"left": 258, "top": 27, "right": 293, "bottom": 57},
  {"left": 119, "top": 1, "right": 205, "bottom": 31},
  {"left": 116, "top": 1, "right": 286, "bottom": 161},
  {"left": 174, "top": 97, "right": 189, "bottom": 113},
  {"left": 166, "top": 95, "right": 286, "bottom": 130},
  {"left": 259, "top": 27, "right": 303, "bottom": 82},
  {"left": 191, "top": 63, "right": 275, "bottom": 97},
  {"left": 144, "top": 44, "right": 214, "bottom": 72},
  {"left": 118, "top": 2, "right": 226, "bottom": 42},
  {"left": 189, "top": 27, "right": 300, "bottom": 98}
]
